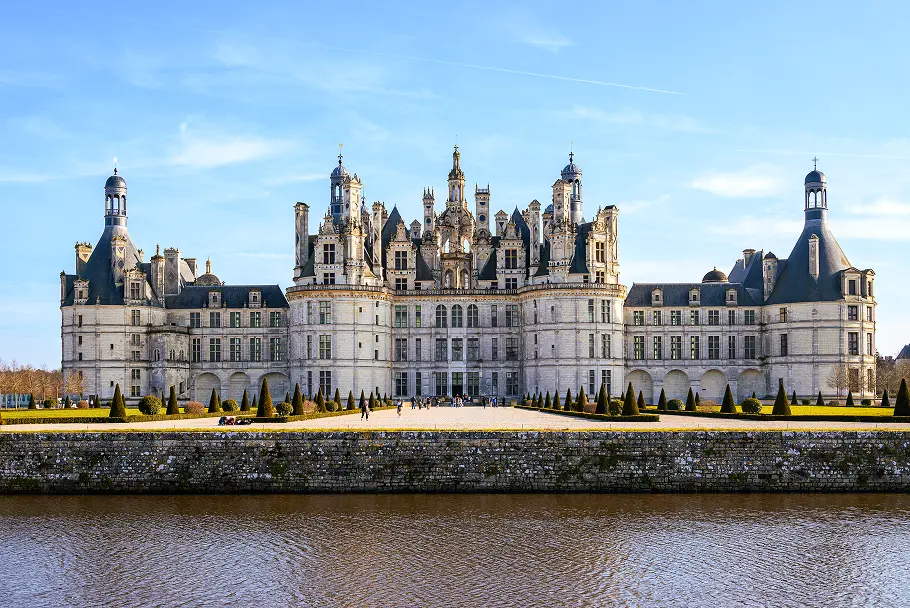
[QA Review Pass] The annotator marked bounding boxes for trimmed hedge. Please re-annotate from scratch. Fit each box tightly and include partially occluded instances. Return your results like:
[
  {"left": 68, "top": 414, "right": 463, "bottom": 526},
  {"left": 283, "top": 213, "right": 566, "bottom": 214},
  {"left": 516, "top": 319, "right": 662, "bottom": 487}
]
[
  {"left": 249, "top": 405, "right": 397, "bottom": 423},
  {"left": 647, "top": 408, "right": 910, "bottom": 423},
  {"left": 515, "top": 404, "right": 659, "bottom": 422},
  {"left": 137, "top": 395, "right": 162, "bottom": 416},
  {"left": 0, "top": 410, "right": 255, "bottom": 425}
]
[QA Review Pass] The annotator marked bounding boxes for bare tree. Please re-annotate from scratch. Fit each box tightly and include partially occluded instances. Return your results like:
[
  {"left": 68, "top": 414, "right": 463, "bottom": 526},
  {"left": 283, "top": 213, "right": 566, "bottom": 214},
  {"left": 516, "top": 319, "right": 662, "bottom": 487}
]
[{"left": 827, "top": 363, "right": 849, "bottom": 398}]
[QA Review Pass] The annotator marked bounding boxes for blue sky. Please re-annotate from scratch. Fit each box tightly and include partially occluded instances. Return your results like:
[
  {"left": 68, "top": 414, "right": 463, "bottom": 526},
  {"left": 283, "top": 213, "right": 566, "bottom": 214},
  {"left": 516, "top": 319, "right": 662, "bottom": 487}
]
[{"left": 2, "top": 1, "right": 908, "bottom": 366}]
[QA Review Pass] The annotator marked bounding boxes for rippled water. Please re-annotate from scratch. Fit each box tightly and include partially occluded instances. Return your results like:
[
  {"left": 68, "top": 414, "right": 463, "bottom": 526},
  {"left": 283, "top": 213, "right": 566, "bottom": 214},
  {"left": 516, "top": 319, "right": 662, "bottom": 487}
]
[{"left": 0, "top": 494, "right": 908, "bottom": 607}]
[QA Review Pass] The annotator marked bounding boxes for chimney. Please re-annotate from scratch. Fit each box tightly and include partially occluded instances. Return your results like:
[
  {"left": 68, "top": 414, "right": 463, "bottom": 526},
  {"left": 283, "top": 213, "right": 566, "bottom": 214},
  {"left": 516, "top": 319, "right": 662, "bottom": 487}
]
[
  {"left": 294, "top": 202, "right": 310, "bottom": 280},
  {"left": 808, "top": 234, "right": 819, "bottom": 280},
  {"left": 75, "top": 242, "right": 92, "bottom": 276},
  {"left": 762, "top": 253, "right": 778, "bottom": 301},
  {"left": 184, "top": 258, "right": 198, "bottom": 279},
  {"left": 742, "top": 248, "right": 756, "bottom": 267},
  {"left": 410, "top": 219, "right": 422, "bottom": 240},
  {"left": 164, "top": 247, "right": 182, "bottom": 296},
  {"left": 150, "top": 245, "right": 165, "bottom": 303}
]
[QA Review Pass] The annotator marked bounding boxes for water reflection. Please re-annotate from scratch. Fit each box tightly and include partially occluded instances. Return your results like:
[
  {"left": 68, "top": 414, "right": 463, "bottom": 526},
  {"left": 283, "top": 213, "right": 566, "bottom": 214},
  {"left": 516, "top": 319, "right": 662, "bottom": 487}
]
[{"left": 0, "top": 494, "right": 908, "bottom": 607}]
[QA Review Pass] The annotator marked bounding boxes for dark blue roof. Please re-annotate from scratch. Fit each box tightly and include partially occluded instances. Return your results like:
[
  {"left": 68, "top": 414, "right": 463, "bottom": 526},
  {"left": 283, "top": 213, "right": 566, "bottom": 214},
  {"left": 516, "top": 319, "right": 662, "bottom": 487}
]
[
  {"left": 765, "top": 218, "right": 851, "bottom": 305},
  {"left": 625, "top": 282, "right": 761, "bottom": 307},
  {"left": 165, "top": 285, "right": 288, "bottom": 309},
  {"left": 569, "top": 222, "right": 592, "bottom": 274},
  {"left": 61, "top": 227, "right": 147, "bottom": 306}
]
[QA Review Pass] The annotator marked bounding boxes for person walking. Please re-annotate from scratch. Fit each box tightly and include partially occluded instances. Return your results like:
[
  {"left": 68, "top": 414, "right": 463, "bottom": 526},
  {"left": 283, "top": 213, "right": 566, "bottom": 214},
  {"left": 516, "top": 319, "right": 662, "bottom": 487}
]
[
  {"left": 397, "top": 399, "right": 403, "bottom": 417},
  {"left": 361, "top": 399, "right": 368, "bottom": 421}
]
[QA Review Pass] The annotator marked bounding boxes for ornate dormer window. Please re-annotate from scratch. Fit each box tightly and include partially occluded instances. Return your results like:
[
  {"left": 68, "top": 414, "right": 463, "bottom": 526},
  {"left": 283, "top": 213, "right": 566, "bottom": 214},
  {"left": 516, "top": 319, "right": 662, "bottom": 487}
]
[
  {"left": 689, "top": 288, "right": 700, "bottom": 305},
  {"left": 651, "top": 288, "right": 662, "bottom": 306},
  {"left": 74, "top": 279, "right": 89, "bottom": 304},
  {"left": 726, "top": 288, "right": 737, "bottom": 305},
  {"left": 249, "top": 289, "right": 261, "bottom": 308},
  {"left": 209, "top": 290, "right": 221, "bottom": 308}
]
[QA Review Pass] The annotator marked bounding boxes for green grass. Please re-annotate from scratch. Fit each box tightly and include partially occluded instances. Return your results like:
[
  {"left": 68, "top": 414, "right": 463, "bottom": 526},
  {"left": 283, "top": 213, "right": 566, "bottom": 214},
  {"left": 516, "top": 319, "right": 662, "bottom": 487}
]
[
  {"left": 760, "top": 405, "right": 892, "bottom": 416},
  {"left": 1, "top": 408, "right": 144, "bottom": 419}
]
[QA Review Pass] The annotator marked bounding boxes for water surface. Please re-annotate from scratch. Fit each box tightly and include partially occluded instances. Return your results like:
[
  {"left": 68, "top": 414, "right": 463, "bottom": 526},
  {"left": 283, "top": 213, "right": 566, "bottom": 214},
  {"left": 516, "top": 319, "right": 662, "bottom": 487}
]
[{"left": 0, "top": 494, "right": 907, "bottom": 607}]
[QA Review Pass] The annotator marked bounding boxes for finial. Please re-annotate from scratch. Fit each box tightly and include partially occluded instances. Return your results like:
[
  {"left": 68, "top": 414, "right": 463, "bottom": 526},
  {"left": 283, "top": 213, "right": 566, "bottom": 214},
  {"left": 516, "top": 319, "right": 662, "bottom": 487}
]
[
  {"left": 812, "top": 156, "right": 818, "bottom": 170},
  {"left": 113, "top": 156, "right": 118, "bottom": 175},
  {"left": 206, "top": 258, "right": 212, "bottom": 274},
  {"left": 156, "top": 244, "right": 160, "bottom": 256},
  {"left": 338, "top": 142, "right": 343, "bottom": 165},
  {"left": 569, "top": 141, "right": 573, "bottom": 164}
]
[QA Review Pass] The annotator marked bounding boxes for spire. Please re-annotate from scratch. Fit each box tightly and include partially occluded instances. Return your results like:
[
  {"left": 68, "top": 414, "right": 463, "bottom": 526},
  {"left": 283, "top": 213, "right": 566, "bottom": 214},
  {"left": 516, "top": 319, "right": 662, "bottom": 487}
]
[
  {"left": 206, "top": 258, "right": 212, "bottom": 274},
  {"left": 338, "top": 142, "right": 343, "bottom": 166}
]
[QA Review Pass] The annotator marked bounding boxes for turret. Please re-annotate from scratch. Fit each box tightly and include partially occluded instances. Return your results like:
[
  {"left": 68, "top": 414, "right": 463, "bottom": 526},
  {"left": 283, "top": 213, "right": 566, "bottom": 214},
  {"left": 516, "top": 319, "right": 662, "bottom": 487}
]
[
  {"left": 763, "top": 252, "right": 778, "bottom": 300},
  {"left": 343, "top": 174, "right": 362, "bottom": 225},
  {"left": 561, "top": 151, "right": 583, "bottom": 224},
  {"left": 329, "top": 147, "right": 349, "bottom": 222},
  {"left": 447, "top": 145, "right": 466, "bottom": 207},
  {"left": 423, "top": 188, "right": 435, "bottom": 233},
  {"left": 552, "top": 179, "right": 571, "bottom": 224},
  {"left": 495, "top": 210, "right": 508, "bottom": 236},
  {"left": 804, "top": 159, "right": 827, "bottom": 222},
  {"left": 372, "top": 201, "right": 385, "bottom": 279},
  {"left": 150, "top": 244, "right": 165, "bottom": 303},
  {"left": 104, "top": 167, "right": 128, "bottom": 229}
]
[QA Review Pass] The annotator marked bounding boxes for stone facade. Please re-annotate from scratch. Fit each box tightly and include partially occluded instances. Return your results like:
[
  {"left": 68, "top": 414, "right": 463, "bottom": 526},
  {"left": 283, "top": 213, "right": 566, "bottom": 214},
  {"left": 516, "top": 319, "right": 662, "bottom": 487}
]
[
  {"left": 60, "top": 151, "right": 875, "bottom": 404},
  {"left": 2, "top": 431, "right": 909, "bottom": 493}
]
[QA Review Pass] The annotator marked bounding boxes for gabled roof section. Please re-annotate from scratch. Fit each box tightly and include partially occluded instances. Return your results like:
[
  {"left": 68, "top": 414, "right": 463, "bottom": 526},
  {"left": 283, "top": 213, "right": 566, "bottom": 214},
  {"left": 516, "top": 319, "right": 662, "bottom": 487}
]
[
  {"left": 62, "top": 226, "right": 146, "bottom": 306},
  {"left": 898, "top": 344, "right": 910, "bottom": 360},
  {"left": 165, "top": 285, "right": 289, "bottom": 309},
  {"left": 765, "top": 220, "right": 852, "bottom": 304},
  {"left": 300, "top": 235, "right": 316, "bottom": 277},
  {"left": 510, "top": 207, "right": 532, "bottom": 267},
  {"left": 624, "top": 282, "right": 761, "bottom": 307},
  {"left": 534, "top": 238, "right": 551, "bottom": 276},
  {"left": 478, "top": 249, "right": 498, "bottom": 281}
]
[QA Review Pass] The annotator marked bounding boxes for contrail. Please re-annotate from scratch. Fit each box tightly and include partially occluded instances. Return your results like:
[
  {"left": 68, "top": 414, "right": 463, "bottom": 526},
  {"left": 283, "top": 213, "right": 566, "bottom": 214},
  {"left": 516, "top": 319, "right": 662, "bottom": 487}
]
[
  {"left": 734, "top": 148, "right": 910, "bottom": 161},
  {"left": 97, "top": 17, "right": 684, "bottom": 95}
]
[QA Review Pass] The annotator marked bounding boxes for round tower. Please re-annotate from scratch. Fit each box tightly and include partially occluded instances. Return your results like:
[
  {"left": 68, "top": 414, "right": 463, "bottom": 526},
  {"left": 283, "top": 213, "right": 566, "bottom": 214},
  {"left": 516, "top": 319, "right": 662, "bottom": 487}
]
[{"left": 561, "top": 151, "right": 583, "bottom": 224}]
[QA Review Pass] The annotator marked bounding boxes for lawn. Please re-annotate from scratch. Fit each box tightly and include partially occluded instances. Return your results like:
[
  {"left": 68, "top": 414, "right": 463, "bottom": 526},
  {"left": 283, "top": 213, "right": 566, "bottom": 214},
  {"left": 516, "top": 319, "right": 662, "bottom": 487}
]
[
  {"left": 0, "top": 408, "right": 144, "bottom": 419},
  {"left": 760, "top": 405, "right": 893, "bottom": 416}
]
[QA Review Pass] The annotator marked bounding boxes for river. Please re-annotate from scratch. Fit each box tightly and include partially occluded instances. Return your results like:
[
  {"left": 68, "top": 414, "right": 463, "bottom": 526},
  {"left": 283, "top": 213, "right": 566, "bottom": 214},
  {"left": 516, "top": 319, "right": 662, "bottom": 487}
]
[{"left": 0, "top": 494, "right": 907, "bottom": 607}]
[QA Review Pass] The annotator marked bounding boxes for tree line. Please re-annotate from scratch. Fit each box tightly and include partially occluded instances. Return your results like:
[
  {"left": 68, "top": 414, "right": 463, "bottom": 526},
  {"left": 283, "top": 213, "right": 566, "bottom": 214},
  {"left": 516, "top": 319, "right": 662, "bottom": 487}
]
[{"left": 0, "top": 360, "right": 84, "bottom": 406}]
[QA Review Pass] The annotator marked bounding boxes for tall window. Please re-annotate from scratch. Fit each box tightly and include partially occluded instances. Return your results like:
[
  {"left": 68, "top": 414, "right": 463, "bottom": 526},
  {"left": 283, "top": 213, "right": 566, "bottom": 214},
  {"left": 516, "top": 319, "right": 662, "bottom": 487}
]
[
  {"left": 210, "top": 312, "right": 221, "bottom": 328},
  {"left": 847, "top": 305, "right": 858, "bottom": 321},
  {"left": 467, "top": 304, "right": 479, "bottom": 328},
  {"left": 319, "top": 371, "right": 332, "bottom": 396},
  {"left": 848, "top": 332, "right": 859, "bottom": 356},
  {"left": 588, "top": 334, "right": 595, "bottom": 358},
  {"left": 708, "top": 310, "right": 719, "bottom": 326},
  {"left": 319, "top": 335, "right": 332, "bottom": 359},
  {"left": 415, "top": 338, "right": 422, "bottom": 361},
  {"left": 269, "top": 312, "right": 282, "bottom": 328},
  {"left": 780, "top": 307, "right": 788, "bottom": 323},
  {"left": 323, "top": 243, "right": 335, "bottom": 264},
  {"left": 319, "top": 301, "right": 332, "bottom": 324},
  {"left": 269, "top": 337, "right": 282, "bottom": 362},
  {"left": 467, "top": 338, "right": 479, "bottom": 360},
  {"left": 728, "top": 310, "right": 736, "bottom": 326},
  {"left": 744, "top": 310, "right": 755, "bottom": 325},
  {"left": 230, "top": 338, "right": 242, "bottom": 362},
  {"left": 505, "top": 337, "right": 519, "bottom": 360},
  {"left": 653, "top": 336, "right": 662, "bottom": 360},
  {"left": 633, "top": 311, "right": 644, "bottom": 326},
  {"left": 601, "top": 334, "right": 611, "bottom": 358},
  {"left": 708, "top": 336, "right": 720, "bottom": 359},
  {"left": 395, "top": 278, "right": 408, "bottom": 290},
  {"left": 467, "top": 372, "right": 480, "bottom": 397},
  {"left": 780, "top": 334, "right": 789, "bottom": 356},
  {"left": 848, "top": 280, "right": 857, "bottom": 295},
  {"left": 451, "top": 305, "right": 463, "bottom": 328},
  {"left": 436, "top": 305, "right": 447, "bottom": 328},
  {"left": 671, "top": 336, "right": 682, "bottom": 360},
  {"left": 434, "top": 372, "right": 448, "bottom": 397},
  {"left": 415, "top": 305, "right": 422, "bottom": 327},
  {"left": 505, "top": 277, "right": 518, "bottom": 290},
  {"left": 230, "top": 312, "right": 241, "bottom": 328},
  {"left": 588, "top": 299, "right": 595, "bottom": 322},
  {"left": 394, "top": 372, "right": 408, "bottom": 397},
  {"left": 394, "top": 250, "right": 408, "bottom": 270},
  {"left": 491, "top": 305, "right": 498, "bottom": 327},
  {"left": 129, "top": 282, "right": 141, "bottom": 300},
  {"left": 690, "top": 310, "right": 700, "bottom": 326},
  {"left": 504, "top": 249, "right": 518, "bottom": 269},
  {"left": 491, "top": 337, "right": 498, "bottom": 361},
  {"left": 653, "top": 311, "right": 662, "bottom": 326},
  {"left": 867, "top": 333, "right": 873, "bottom": 356},
  {"left": 744, "top": 336, "right": 756, "bottom": 359},
  {"left": 451, "top": 338, "right": 463, "bottom": 361},
  {"left": 670, "top": 311, "right": 681, "bottom": 326},
  {"left": 866, "top": 306, "right": 873, "bottom": 322},
  {"left": 394, "top": 305, "right": 408, "bottom": 328},
  {"left": 250, "top": 338, "right": 262, "bottom": 362},
  {"left": 506, "top": 305, "right": 520, "bottom": 327},
  {"left": 595, "top": 241, "right": 605, "bottom": 262},
  {"left": 728, "top": 335, "right": 736, "bottom": 359},
  {"left": 633, "top": 336, "right": 644, "bottom": 360},
  {"left": 601, "top": 300, "right": 609, "bottom": 323},
  {"left": 209, "top": 338, "right": 221, "bottom": 362},
  {"left": 131, "top": 310, "right": 141, "bottom": 326},
  {"left": 415, "top": 372, "right": 422, "bottom": 397},
  {"left": 506, "top": 372, "right": 519, "bottom": 396},
  {"left": 589, "top": 370, "right": 596, "bottom": 395},
  {"left": 435, "top": 338, "right": 447, "bottom": 361},
  {"left": 690, "top": 336, "right": 700, "bottom": 360},
  {"left": 393, "top": 338, "right": 408, "bottom": 362},
  {"left": 189, "top": 312, "right": 201, "bottom": 328},
  {"left": 323, "top": 273, "right": 335, "bottom": 285},
  {"left": 250, "top": 312, "right": 261, "bottom": 328},
  {"left": 491, "top": 372, "right": 499, "bottom": 396}
]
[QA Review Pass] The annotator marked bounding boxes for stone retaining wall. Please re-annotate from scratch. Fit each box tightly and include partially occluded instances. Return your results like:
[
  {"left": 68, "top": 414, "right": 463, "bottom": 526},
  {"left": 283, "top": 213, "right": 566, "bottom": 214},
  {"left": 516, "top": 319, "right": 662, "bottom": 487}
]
[{"left": 1, "top": 430, "right": 909, "bottom": 493}]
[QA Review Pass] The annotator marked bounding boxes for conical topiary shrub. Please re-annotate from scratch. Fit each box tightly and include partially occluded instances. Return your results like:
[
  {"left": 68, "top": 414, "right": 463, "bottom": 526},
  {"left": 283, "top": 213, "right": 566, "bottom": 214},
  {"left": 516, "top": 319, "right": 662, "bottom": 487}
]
[
  {"left": 772, "top": 381, "right": 791, "bottom": 415},
  {"left": 208, "top": 388, "right": 222, "bottom": 413},
  {"left": 637, "top": 390, "right": 646, "bottom": 411},
  {"left": 721, "top": 384, "right": 736, "bottom": 413},
  {"left": 64, "top": 395, "right": 72, "bottom": 408},
  {"left": 167, "top": 385, "right": 180, "bottom": 415},
  {"left": 292, "top": 383, "right": 305, "bottom": 415},
  {"left": 239, "top": 389, "right": 250, "bottom": 412},
  {"left": 347, "top": 391, "right": 355, "bottom": 411},
  {"left": 685, "top": 388, "right": 696, "bottom": 411},
  {"left": 846, "top": 390, "right": 855, "bottom": 407},
  {"left": 285, "top": 392, "right": 291, "bottom": 405},
  {"left": 894, "top": 379, "right": 910, "bottom": 417},
  {"left": 695, "top": 392, "right": 701, "bottom": 405},
  {"left": 595, "top": 384, "right": 607, "bottom": 415},
  {"left": 552, "top": 391, "right": 562, "bottom": 411},
  {"left": 816, "top": 391, "right": 824, "bottom": 406},
  {"left": 545, "top": 391, "right": 552, "bottom": 410},
  {"left": 882, "top": 389, "right": 891, "bottom": 408},
  {"left": 564, "top": 388, "right": 573, "bottom": 413},
  {"left": 622, "top": 382, "right": 639, "bottom": 416},
  {"left": 333, "top": 388, "right": 341, "bottom": 409},
  {"left": 109, "top": 384, "right": 126, "bottom": 418},
  {"left": 28, "top": 394, "right": 36, "bottom": 410},
  {"left": 315, "top": 388, "right": 326, "bottom": 413},
  {"left": 657, "top": 388, "right": 667, "bottom": 411},
  {"left": 751, "top": 391, "right": 757, "bottom": 399},
  {"left": 257, "top": 377, "right": 274, "bottom": 417},
  {"left": 359, "top": 390, "right": 366, "bottom": 410},
  {"left": 577, "top": 386, "right": 588, "bottom": 412},
  {"left": 792, "top": 390, "right": 798, "bottom": 406}
]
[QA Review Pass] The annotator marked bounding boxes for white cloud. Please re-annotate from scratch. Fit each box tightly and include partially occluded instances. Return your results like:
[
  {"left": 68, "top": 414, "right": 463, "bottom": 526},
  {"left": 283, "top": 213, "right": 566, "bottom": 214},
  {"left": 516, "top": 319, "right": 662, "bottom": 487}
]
[
  {"left": 690, "top": 165, "right": 785, "bottom": 198},
  {"left": 847, "top": 199, "right": 910, "bottom": 216},
  {"left": 615, "top": 194, "right": 670, "bottom": 215},
  {"left": 496, "top": 12, "right": 575, "bottom": 52},
  {"left": 0, "top": 170, "right": 60, "bottom": 183},
  {"left": 169, "top": 122, "right": 294, "bottom": 169},
  {"left": 705, "top": 215, "right": 803, "bottom": 239}
]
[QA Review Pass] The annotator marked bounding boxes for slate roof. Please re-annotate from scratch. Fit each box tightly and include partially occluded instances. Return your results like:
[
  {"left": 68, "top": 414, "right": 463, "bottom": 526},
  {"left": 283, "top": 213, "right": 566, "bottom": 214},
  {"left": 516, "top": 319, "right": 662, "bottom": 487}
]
[
  {"left": 625, "top": 282, "right": 761, "bottom": 307},
  {"left": 165, "top": 285, "right": 289, "bottom": 309},
  {"left": 569, "top": 222, "right": 592, "bottom": 275},
  {"left": 61, "top": 226, "right": 147, "bottom": 306},
  {"left": 764, "top": 218, "right": 852, "bottom": 305},
  {"left": 534, "top": 238, "right": 550, "bottom": 276},
  {"left": 897, "top": 344, "right": 910, "bottom": 360}
]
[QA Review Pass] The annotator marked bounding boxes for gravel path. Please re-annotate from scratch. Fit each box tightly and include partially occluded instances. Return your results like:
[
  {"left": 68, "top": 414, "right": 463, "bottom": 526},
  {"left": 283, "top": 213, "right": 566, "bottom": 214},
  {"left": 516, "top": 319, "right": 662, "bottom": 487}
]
[{"left": 3, "top": 406, "right": 909, "bottom": 432}]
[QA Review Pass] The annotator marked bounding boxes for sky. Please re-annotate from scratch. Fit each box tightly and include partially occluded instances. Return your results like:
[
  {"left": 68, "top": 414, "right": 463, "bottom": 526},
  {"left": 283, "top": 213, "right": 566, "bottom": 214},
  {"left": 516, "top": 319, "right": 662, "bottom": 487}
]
[{"left": 1, "top": 1, "right": 908, "bottom": 367}]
